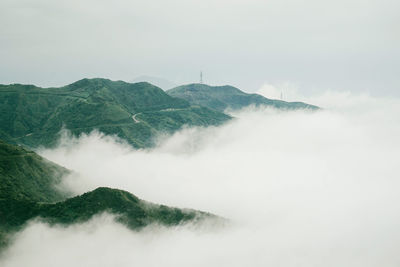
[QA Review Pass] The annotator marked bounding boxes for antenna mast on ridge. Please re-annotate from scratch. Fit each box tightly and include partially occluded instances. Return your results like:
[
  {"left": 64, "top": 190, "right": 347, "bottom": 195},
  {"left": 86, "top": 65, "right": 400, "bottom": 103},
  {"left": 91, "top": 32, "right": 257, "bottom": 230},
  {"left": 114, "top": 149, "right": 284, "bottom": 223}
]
[{"left": 200, "top": 71, "right": 203, "bottom": 84}]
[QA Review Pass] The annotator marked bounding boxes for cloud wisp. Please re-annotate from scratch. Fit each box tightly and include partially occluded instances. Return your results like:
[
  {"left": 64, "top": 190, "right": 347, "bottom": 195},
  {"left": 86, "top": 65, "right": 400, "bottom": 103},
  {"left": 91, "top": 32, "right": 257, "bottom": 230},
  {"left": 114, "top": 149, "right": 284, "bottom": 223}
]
[{"left": 2, "top": 93, "right": 400, "bottom": 267}]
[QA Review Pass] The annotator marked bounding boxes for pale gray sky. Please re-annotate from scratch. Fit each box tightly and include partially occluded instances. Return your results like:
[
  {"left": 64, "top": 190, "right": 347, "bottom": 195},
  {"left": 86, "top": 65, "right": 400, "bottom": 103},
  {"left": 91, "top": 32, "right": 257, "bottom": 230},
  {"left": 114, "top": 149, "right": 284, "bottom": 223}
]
[{"left": 1, "top": 0, "right": 399, "bottom": 95}]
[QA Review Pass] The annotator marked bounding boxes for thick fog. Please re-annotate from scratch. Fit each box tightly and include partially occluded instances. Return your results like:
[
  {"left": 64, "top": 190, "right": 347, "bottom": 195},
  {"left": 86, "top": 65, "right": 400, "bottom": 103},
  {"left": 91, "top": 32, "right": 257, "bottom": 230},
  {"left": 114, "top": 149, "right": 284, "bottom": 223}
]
[{"left": 2, "top": 93, "right": 400, "bottom": 266}]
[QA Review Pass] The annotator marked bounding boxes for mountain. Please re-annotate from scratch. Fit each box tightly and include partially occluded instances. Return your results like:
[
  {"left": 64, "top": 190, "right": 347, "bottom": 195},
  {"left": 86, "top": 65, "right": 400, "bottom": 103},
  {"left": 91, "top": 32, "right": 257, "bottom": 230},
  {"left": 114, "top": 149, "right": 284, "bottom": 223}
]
[
  {"left": 1, "top": 188, "right": 209, "bottom": 237},
  {"left": 167, "top": 83, "right": 319, "bottom": 112},
  {"left": 0, "top": 139, "right": 70, "bottom": 247},
  {"left": 131, "top": 75, "right": 177, "bottom": 90},
  {"left": 0, "top": 140, "right": 215, "bottom": 249},
  {"left": 33, "top": 187, "right": 206, "bottom": 229},
  {"left": 0, "top": 139, "right": 69, "bottom": 203},
  {"left": 0, "top": 78, "right": 230, "bottom": 149}
]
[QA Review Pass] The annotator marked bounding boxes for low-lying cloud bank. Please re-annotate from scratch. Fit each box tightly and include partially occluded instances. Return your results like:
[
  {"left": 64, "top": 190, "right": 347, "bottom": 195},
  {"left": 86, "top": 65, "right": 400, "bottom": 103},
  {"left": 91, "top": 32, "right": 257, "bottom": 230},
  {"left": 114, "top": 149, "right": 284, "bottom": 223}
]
[{"left": 2, "top": 92, "right": 400, "bottom": 266}]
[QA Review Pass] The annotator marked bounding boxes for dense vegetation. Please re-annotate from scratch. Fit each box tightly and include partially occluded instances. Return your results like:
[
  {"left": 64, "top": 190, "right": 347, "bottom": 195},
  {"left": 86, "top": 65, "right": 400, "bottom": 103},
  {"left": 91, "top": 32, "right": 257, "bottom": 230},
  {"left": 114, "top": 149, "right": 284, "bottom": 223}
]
[
  {"left": 167, "top": 83, "right": 319, "bottom": 112},
  {"left": 0, "top": 140, "right": 213, "bottom": 249},
  {"left": 0, "top": 79, "right": 231, "bottom": 149},
  {"left": 34, "top": 187, "right": 204, "bottom": 229},
  {"left": 0, "top": 140, "right": 69, "bottom": 203},
  {"left": 0, "top": 188, "right": 206, "bottom": 236}
]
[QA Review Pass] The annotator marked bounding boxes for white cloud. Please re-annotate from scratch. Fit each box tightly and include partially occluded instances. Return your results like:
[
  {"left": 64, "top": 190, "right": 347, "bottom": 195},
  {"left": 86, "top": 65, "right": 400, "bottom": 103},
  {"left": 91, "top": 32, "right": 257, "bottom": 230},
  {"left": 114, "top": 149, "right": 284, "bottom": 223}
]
[{"left": 1, "top": 94, "right": 399, "bottom": 266}]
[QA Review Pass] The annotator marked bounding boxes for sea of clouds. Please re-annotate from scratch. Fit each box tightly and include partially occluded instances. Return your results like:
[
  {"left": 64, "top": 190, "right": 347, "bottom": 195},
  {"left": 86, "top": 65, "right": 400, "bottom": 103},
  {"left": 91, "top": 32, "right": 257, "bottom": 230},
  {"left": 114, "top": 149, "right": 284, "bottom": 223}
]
[{"left": 1, "top": 91, "right": 400, "bottom": 267}]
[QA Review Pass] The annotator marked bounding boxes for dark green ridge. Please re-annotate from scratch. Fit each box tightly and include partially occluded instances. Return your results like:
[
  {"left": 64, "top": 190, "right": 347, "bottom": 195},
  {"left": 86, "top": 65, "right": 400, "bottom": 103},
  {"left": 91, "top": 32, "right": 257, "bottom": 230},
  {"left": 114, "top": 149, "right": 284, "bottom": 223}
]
[
  {"left": 34, "top": 187, "right": 210, "bottom": 229},
  {"left": 0, "top": 139, "right": 70, "bottom": 248},
  {"left": 0, "top": 187, "right": 212, "bottom": 250},
  {"left": 0, "top": 187, "right": 211, "bottom": 234},
  {"left": 0, "top": 78, "right": 231, "bottom": 149},
  {"left": 167, "top": 83, "right": 319, "bottom": 112},
  {"left": 0, "top": 140, "right": 216, "bottom": 249},
  {"left": 0, "top": 139, "right": 69, "bottom": 203}
]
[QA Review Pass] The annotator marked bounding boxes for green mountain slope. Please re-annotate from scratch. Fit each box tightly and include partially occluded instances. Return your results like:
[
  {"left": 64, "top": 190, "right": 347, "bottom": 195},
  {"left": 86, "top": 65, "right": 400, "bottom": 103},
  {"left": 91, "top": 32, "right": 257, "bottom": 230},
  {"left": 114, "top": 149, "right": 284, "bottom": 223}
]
[
  {"left": 0, "top": 79, "right": 230, "bottom": 149},
  {"left": 0, "top": 139, "right": 70, "bottom": 247},
  {"left": 0, "top": 140, "right": 69, "bottom": 203},
  {"left": 167, "top": 83, "right": 319, "bottom": 112},
  {"left": 1, "top": 187, "right": 209, "bottom": 234},
  {"left": 34, "top": 187, "right": 206, "bottom": 229},
  {"left": 0, "top": 140, "right": 214, "bottom": 248}
]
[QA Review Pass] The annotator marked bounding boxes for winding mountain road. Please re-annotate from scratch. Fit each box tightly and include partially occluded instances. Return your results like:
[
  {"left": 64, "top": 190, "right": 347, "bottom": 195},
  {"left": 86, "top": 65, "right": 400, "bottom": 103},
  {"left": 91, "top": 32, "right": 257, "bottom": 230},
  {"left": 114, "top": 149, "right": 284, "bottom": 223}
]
[{"left": 132, "top": 113, "right": 141, "bottom": 123}]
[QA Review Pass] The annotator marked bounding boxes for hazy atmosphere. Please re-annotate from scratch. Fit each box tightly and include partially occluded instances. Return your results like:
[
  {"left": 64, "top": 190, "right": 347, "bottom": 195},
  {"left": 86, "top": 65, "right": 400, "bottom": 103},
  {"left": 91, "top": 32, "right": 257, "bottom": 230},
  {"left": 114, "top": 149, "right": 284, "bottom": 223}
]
[
  {"left": 1, "top": 1, "right": 399, "bottom": 266},
  {"left": 1, "top": 0, "right": 399, "bottom": 95}
]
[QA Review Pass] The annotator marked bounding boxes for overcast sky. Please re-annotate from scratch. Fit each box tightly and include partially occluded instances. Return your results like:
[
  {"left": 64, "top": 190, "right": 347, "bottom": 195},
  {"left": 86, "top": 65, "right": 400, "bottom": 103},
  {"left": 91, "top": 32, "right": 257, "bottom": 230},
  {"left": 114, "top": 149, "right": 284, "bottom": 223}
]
[{"left": 1, "top": 0, "right": 399, "bottom": 95}]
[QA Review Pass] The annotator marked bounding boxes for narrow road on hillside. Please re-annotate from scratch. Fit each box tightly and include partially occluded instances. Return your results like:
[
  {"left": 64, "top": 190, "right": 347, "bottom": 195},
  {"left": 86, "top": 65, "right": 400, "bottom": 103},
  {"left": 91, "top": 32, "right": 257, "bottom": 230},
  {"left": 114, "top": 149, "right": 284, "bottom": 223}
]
[
  {"left": 132, "top": 113, "right": 141, "bottom": 123},
  {"left": 159, "top": 108, "right": 186, "bottom": 112},
  {"left": 131, "top": 108, "right": 187, "bottom": 123}
]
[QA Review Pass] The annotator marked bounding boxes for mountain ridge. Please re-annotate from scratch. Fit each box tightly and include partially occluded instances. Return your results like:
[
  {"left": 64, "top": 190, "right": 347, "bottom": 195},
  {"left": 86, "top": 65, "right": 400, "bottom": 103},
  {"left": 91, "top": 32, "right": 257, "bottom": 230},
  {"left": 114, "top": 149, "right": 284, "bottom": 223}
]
[
  {"left": 0, "top": 140, "right": 216, "bottom": 248},
  {"left": 0, "top": 78, "right": 231, "bottom": 149},
  {"left": 167, "top": 83, "right": 319, "bottom": 112},
  {"left": 130, "top": 75, "right": 177, "bottom": 90}
]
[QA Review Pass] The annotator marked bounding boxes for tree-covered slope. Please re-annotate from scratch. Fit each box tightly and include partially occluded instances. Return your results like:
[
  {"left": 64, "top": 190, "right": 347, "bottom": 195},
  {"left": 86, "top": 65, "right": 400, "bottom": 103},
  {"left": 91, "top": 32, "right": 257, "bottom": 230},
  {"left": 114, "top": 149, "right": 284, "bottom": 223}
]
[
  {"left": 0, "top": 187, "right": 209, "bottom": 234},
  {"left": 167, "top": 83, "right": 319, "bottom": 112},
  {"left": 0, "top": 140, "right": 214, "bottom": 248},
  {"left": 34, "top": 187, "right": 207, "bottom": 229},
  {"left": 0, "top": 140, "right": 69, "bottom": 203},
  {"left": 0, "top": 139, "right": 70, "bottom": 247},
  {"left": 0, "top": 79, "right": 231, "bottom": 148}
]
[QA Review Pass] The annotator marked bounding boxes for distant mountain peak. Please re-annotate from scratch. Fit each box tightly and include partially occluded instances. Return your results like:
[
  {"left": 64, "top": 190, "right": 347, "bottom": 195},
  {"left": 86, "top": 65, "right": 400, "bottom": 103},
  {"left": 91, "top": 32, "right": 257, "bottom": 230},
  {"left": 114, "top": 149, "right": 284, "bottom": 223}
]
[
  {"left": 167, "top": 84, "right": 319, "bottom": 112},
  {"left": 131, "top": 75, "right": 177, "bottom": 90}
]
